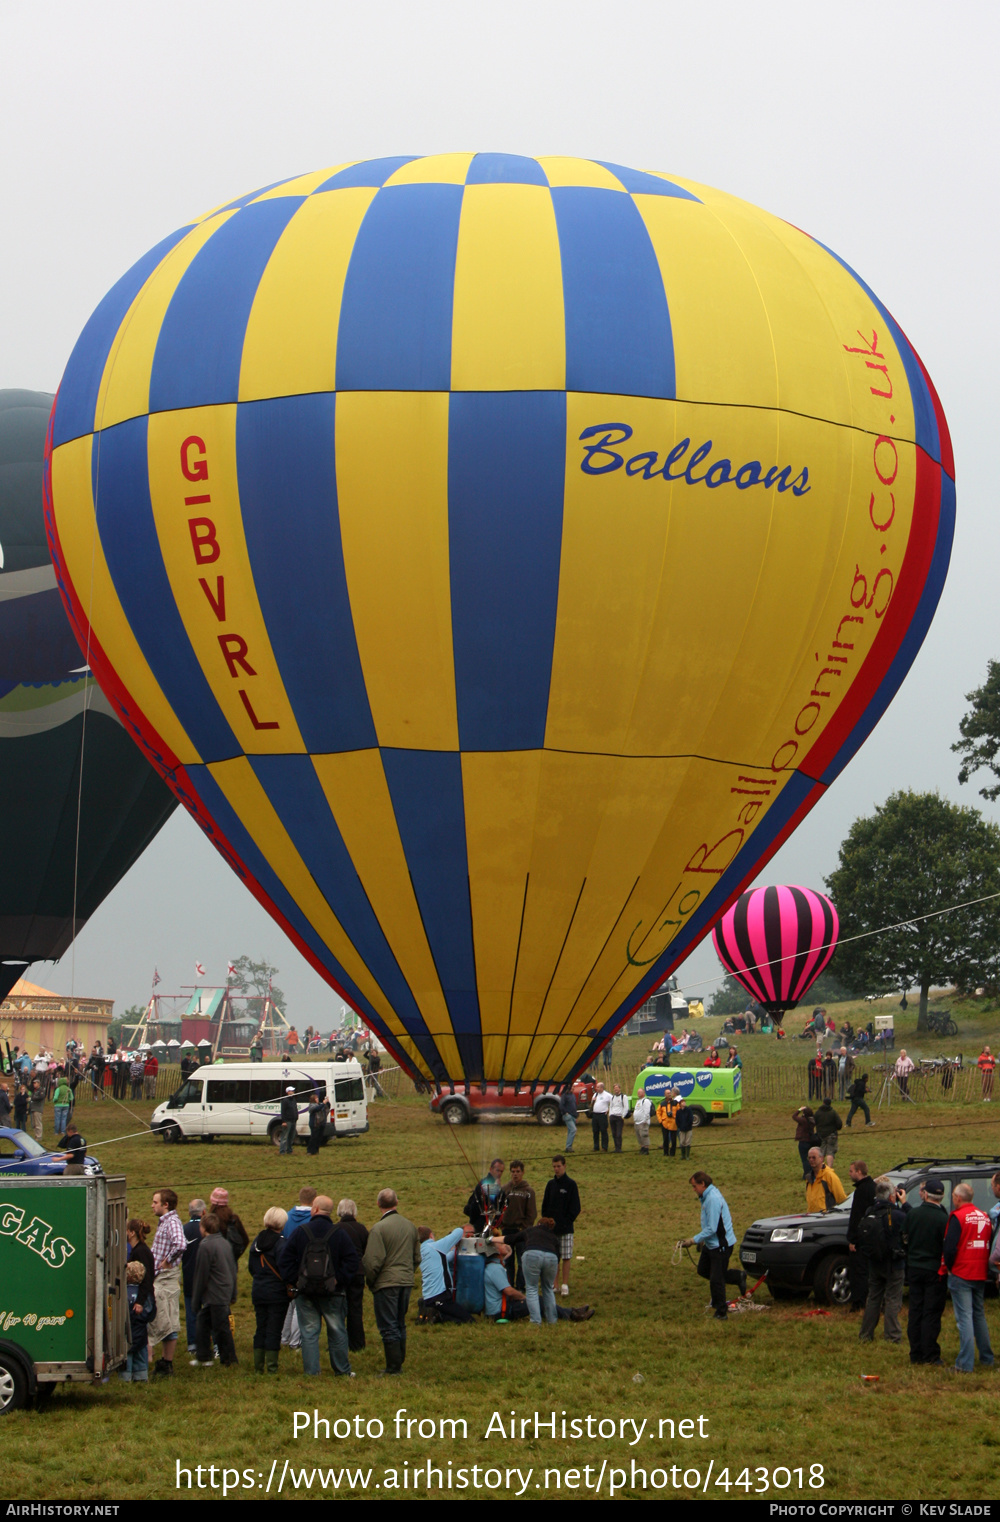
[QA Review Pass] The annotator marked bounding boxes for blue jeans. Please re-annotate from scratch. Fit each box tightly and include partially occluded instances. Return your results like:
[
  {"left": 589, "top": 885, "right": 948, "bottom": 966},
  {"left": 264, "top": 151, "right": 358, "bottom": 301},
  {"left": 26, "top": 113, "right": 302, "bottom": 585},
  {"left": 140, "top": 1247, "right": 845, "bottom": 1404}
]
[
  {"left": 54, "top": 1105, "right": 69, "bottom": 1135},
  {"left": 564, "top": 1115, "right": 577, "bottom": 1151},
  {"left": 119, "top": 1344, "right": 148, "bottom": 1381},
  {"left": 296, "top": 1293, "right": 351, "bottom": 1376},
  {"left": 522, "top": 1250, "right": 558, "bottom": 1324},
  {"left": 948, "top": 1274, "right": 994, "bottom": 1372}
]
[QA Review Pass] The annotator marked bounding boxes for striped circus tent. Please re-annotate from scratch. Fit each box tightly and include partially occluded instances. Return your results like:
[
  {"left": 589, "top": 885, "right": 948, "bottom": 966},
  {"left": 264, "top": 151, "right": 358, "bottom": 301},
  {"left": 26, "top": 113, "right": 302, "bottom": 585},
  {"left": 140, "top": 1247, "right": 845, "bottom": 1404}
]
[{"left": 45, "top": 154, "right": 952, "bottom": 1083}]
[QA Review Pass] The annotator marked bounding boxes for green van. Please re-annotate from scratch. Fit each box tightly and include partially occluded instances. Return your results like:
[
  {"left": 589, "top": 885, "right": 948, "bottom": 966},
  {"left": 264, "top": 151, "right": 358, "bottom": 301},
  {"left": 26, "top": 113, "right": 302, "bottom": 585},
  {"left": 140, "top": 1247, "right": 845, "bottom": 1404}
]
[{"left": 631, "top": 1065, "right": 742, "bottom": 1126}]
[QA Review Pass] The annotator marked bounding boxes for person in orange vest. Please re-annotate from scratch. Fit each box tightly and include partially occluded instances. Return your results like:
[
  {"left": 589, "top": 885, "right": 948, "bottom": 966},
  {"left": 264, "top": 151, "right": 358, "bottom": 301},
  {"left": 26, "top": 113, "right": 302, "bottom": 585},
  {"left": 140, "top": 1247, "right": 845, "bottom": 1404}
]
[
  {"left": 942, "top": 1182, "right": 995, "bottom": 1373},
  {"left": 977, "top": 1046, "right": 995, "bottom": 1102},
  {"left": 285, "top": 1027, "right": 300, "bottom": 1053},
  {"left": 656, "top": 1090, "right": 681, "bottom": 1157}
]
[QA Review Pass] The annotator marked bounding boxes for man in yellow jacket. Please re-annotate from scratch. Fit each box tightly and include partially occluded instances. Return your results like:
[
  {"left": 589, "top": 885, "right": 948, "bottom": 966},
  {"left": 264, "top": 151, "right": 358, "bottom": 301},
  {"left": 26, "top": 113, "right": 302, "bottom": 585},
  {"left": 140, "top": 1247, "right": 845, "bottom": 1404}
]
[
  {"left": 656, "top": 1091, "right": 681, "bottom": 1158},
  {"left": 804, "top": 1146, "right": 847, "bottom": 1213}
]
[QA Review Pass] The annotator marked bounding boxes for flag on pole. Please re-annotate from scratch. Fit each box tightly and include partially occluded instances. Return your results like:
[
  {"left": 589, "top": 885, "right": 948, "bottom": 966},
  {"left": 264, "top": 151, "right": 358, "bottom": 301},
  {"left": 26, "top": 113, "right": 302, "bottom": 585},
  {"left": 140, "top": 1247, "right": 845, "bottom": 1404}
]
[
  {"left": 227, "top": 961, "right": 236, "bottom": 979},
  {"left": 152, "top": 967, "right": 161, "bottom": 988},
  {"left": 195, "top": 962, "right": 206, "bottom": 978}
]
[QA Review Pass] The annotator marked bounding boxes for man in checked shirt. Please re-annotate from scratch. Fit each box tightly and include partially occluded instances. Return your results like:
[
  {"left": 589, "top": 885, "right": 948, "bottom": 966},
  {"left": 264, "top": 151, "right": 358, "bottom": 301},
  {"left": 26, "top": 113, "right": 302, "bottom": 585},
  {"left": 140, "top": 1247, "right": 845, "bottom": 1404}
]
[{"left": 149, "top": 1187, "right": 187, "bottom": 1378}]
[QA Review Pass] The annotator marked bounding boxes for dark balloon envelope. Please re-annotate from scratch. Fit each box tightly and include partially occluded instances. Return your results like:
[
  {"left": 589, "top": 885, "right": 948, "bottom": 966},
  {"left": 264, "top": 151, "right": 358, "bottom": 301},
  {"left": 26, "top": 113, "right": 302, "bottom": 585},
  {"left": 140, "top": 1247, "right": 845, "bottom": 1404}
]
[
  {"left": 712, "top": 885, "right": 839, "bottom": 1022},
  {"left": 0, "top": 390, "right": 177, "bottom": 1001}
]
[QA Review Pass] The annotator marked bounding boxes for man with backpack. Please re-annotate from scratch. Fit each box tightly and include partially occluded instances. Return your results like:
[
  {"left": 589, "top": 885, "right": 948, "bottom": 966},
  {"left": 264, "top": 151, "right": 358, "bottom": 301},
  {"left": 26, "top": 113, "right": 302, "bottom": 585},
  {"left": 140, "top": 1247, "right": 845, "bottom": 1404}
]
[
  {"left": 280, "top": 1194, "right": 360, "bottom": 1377},
  {"left": 845, "top": 1070, "right": 874, "bottom": 1128},
  {"left": 857, "top": 1177, "right": 909, "bottom": 1343}
]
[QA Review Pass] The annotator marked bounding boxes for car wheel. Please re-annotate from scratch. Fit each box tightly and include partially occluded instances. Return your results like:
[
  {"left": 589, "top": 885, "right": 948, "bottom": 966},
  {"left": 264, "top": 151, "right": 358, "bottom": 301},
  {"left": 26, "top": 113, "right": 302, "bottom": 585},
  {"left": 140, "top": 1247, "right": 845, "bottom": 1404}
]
[
  {"left": 813, "top": 1252, "right": 852, "bottom": 1307},
  {"left": 440, "top": 1100, "right": 468, "bottom": 1126},
  {"left": 0, "top": 1352, "right": 28, "bottom": 1415},
  {"left": 268, "top": 1122, "right": 283, "bottom": 1149},
  {"left": 535, "top": 1100, "right": 561, "bottom": 1126},
  {"left": 160, "top": 1122, "right": 182, "bottom": 1144}
]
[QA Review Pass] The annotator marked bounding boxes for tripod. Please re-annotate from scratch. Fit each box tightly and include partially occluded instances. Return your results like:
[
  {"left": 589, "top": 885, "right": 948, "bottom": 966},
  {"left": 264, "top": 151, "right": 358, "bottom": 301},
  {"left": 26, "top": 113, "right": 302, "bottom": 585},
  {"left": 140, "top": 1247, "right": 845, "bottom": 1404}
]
[{"left": 875, "top": 1067, "right": 916, "bottom": 1110}]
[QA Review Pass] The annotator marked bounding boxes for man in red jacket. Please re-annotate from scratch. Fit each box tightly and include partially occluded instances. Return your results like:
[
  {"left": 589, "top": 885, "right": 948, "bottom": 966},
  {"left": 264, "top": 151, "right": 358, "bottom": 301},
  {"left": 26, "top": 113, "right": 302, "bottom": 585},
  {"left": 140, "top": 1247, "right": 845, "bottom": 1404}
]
[{"left": 943, "top": 1182, "right": 995, "bottom": 1373}]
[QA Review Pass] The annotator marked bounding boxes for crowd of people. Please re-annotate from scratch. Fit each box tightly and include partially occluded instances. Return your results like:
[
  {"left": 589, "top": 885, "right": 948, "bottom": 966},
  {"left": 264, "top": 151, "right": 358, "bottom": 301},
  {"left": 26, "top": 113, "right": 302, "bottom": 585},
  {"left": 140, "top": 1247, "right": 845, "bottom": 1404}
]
[
  {"left": 119, "top": 1153, "right": 596, "bottom": 1384},
  {"left": 801, "top": 1150, "right": 1000, "bottom": 1373}
]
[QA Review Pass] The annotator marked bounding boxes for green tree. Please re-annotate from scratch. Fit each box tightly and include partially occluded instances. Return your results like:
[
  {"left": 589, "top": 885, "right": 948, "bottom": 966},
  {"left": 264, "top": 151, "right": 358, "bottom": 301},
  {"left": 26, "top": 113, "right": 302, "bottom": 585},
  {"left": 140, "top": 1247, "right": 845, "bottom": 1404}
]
[
  {"left": 954, "top": 659, "right": 1000, "bottom": 800},
  {"left": 825, "top": 791, "right": 1000, "bottom": 1028},
  {"left": 228, "top": 956, "right": 287, "bottom": 1023},
  {"left": 708, "top": 973, "right": 754, "bottom": 1016}
]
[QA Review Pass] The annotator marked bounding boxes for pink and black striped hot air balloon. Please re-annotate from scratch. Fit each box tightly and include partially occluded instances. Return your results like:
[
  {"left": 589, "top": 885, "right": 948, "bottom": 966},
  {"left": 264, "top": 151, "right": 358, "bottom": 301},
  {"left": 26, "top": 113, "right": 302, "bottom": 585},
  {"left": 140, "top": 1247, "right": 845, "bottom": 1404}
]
[{"left": 712, "top": 886, "right": 839, "bottom": 1024}]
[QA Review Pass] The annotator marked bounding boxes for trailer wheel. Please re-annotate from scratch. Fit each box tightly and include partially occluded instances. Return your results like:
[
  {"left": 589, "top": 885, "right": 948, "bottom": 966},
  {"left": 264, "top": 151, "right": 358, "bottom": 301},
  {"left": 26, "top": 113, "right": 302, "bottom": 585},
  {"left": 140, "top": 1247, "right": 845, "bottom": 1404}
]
[
  {"left": 687, "top": 1107, "right": 712, "bottom": 1127},
  {"left": 0, "top": 1352, "right": 28, "bottom": 1415}
]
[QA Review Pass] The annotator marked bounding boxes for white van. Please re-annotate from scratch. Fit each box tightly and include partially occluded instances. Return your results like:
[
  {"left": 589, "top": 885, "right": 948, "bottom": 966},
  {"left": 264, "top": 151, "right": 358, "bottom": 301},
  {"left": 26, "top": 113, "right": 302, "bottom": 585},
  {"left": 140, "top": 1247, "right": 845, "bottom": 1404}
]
[{"left": 150, "top": 1060, "right": 368, "bottom": 1145}]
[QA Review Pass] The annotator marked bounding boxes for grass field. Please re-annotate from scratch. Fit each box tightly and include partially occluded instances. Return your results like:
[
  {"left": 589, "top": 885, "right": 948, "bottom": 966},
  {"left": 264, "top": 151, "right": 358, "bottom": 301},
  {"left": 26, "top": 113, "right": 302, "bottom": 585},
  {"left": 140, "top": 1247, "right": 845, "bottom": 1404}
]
[{"left": 5, "top": 995, "right": 1000, "bottom": 1503}]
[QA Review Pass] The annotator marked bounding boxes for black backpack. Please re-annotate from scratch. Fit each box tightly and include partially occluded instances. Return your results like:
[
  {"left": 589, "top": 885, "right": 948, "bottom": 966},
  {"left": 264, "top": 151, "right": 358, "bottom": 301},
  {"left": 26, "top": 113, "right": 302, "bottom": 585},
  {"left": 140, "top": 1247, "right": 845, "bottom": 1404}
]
[
  {"left": 296, "top": 1224, "right": 338, "bottom": 1298},
  {"left": 857, "top": 1206, "right": 891, "bottom": 1264}
]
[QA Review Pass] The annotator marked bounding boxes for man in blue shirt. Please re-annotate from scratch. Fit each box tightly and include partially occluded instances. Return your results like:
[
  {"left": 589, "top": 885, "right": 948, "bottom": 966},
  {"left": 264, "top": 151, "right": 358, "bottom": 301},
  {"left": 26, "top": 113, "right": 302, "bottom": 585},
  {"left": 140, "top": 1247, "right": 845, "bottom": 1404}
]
[
  {"left": 484, "top": 1245, "right": 593, "bottom": 1322},
  {"left": 680, "top": 1171, "right": 744, "bottom": 1320},
  {"left": 417, "top": 1224, "right": 474, "bottom": 1322}
]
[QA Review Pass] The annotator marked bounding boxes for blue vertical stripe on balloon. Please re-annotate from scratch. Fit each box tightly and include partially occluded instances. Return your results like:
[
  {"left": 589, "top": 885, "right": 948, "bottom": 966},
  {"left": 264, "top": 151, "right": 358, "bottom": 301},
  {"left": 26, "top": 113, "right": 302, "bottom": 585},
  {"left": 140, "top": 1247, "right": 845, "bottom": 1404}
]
[
  {"left": 185, "top": 761, "right": 423, "bottom": 1074},
  {"left": 551, "top": 187, "right": 675, "bottom": 400},
  {"left": 149, "top": 198, "right": 305, "bottom": 414},
  {"left": 335, "top": 184, "right": 463, "bottom": 391},
  {"left": 246, "top": 754, "right": 448, "bottom": 1078},
  {"left": 595, "top": 161, "right": 700, "bottom": 200},
  {"left": 820, "top": 467, "right": 955, "bottom": 788},
  {"left": 380, "top": 747, "right": 483, "bottom": 1077},
  {"left": 448, "top": 390, "right": 565, "bottom": 751},
  {"left": 813, "top": 238, "right": 941, "bottom": 467},
  {"left": 52, "top": 226, "right": 194, "bottom": 447},
  {"left": 465, "top": 153, "right": 548, "bottom": 185},
  {"left": 92, "top": 417, "right": 239, "bottom": 762},
  {"left": 235, "top": 394, "right": 377, "bottom": 753},
  {"left": 315, "top": 156, "right": 418, "bottom": 190}
]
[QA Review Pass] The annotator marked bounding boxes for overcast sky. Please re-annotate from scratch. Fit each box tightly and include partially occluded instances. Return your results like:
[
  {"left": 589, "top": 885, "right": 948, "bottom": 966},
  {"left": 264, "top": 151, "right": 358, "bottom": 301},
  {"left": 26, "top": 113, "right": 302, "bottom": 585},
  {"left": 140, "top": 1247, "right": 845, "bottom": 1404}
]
[{"left": 2, "top": 1, "right": 997, "bottom": 1022}]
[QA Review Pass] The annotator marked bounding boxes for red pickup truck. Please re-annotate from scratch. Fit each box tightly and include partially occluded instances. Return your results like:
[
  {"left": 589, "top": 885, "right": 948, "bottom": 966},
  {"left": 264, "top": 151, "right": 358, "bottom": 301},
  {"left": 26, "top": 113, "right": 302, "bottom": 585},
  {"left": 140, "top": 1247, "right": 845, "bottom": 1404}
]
[{"left": 429, "top": 1077, "right": 596, "bottom": 1127}]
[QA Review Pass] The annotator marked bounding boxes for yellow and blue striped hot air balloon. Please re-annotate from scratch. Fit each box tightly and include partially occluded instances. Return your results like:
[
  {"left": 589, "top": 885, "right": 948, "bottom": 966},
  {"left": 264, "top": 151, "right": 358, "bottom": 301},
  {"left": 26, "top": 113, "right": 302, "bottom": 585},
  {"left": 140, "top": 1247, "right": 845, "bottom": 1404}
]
[{"left": 44, "top": 153, "right": 954, "bottom": 1086}]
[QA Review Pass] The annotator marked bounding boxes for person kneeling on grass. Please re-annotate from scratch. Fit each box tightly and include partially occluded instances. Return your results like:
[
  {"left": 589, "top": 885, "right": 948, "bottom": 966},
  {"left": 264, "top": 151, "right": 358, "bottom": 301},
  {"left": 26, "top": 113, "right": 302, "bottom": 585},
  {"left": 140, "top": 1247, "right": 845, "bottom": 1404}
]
[
  {"left": 488, "top": 1240, "right": 594, "bottom": 1323},
  {"left": 189, "top": 1213, "right": 238, "bottom": 1368}
]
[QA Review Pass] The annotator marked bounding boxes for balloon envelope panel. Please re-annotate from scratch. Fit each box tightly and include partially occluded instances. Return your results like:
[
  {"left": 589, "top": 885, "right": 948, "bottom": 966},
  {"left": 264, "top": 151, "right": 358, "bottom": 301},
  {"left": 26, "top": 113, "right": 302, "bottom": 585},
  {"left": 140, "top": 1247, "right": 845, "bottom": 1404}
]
[
  {"left": 45, "top": 155, "right": 953, "bottom": 1082},
  {"left": 0, "top": 390, "right": 177, "bottom": 998}
]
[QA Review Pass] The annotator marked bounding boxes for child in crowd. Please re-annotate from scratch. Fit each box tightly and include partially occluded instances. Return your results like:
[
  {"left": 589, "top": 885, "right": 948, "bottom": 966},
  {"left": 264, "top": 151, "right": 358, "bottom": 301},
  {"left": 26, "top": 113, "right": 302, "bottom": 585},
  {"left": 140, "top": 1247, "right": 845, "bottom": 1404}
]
[{"left": 120, "top": 1259, "right": 157, "bottom": 1383}]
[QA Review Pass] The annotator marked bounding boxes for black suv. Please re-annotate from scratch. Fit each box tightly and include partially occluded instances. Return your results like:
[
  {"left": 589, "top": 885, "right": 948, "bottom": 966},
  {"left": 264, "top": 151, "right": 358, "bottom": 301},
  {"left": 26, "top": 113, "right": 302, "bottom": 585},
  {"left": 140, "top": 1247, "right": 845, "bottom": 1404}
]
[{"left": 738, "top": 1156, "right": 1000, "bottom": 1307}]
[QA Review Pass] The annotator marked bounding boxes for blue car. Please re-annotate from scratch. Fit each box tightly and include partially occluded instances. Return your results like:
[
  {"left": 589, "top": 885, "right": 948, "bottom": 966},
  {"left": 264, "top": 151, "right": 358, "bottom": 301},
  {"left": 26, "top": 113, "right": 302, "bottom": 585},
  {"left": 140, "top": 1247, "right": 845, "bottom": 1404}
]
[{"left": 0, "top": 1126, "right": 102, "bottom": 1177}]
